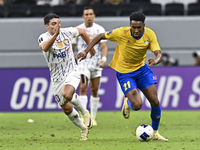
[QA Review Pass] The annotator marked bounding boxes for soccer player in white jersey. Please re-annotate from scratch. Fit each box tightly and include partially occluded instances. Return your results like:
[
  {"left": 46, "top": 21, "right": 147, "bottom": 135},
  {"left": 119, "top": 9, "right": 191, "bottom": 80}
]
[
  {"left": 38, "top": 13, "right": 95, "bottom": 140},
  {"left": 72, "top": 6, "right": 108, "bottom": 126}
]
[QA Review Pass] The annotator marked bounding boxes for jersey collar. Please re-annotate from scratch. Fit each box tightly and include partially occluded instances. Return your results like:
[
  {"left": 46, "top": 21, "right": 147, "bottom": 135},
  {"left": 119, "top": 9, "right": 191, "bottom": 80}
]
[{"left": 130, "top": 28, "right": 145, "bottom": 40}]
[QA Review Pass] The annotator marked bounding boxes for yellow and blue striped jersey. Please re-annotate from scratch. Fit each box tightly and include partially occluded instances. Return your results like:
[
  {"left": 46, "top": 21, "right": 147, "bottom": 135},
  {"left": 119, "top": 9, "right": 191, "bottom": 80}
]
[{"left": 105, "top": 27, "right": 161, "bottom": 73}]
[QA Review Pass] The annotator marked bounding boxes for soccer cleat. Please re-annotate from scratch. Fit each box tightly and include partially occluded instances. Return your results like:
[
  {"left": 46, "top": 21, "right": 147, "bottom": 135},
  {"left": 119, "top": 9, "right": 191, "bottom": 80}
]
[
  {"left": 152, "top": 131, "right": 168, "bottom": 141},
  {"left": 122, "top": 97, "right": 130, "bottom": 119},
  {"left": 82, "top": 110, "right": 93, "bottom": 129},
  {"left": 92, "top": 119, "right": 98, "bottom": 126},
  {"left": 80, "top": 128, "right": 89, "bottom": 141}
]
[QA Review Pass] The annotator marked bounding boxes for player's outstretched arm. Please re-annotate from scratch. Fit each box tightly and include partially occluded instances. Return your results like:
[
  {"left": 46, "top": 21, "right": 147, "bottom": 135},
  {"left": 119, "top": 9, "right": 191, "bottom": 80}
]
[
  {"left": 77, "top": 28, "right": 91, "bottom": 45},
  {"left": 147, "top": 50, "right": 162, "bottom": 66},
  {"left": 99, "top": 41, "right": 108, "bottom": 68},
  {"left": 76, "top": 33, "right": 106, "bottom": 61},
  {"left": 76, "top": 28, "right": 96, "bottom": 61}
]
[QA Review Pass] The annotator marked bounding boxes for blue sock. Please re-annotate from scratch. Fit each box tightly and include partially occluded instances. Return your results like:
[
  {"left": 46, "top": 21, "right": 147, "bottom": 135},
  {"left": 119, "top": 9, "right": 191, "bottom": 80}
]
[
  {"left": 151, "top": 105, "right": 161, "bottom": 131},
  {"left": 127, "top": 99, "right": 134, "bottom": 110}
]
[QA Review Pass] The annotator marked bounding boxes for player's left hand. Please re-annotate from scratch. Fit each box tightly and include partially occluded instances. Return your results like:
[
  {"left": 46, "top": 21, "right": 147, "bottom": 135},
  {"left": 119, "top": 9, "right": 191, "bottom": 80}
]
[
  {"left": 76, "top": 51, "right": 87, "bottom": 61},
  {"left": 147, "top": 58, "right": 156, "bottom": 66},
  {"left": 99, "top": 60, "right": 106, "bottom": 68},
  {"left": 89, "top": 48, "right": 96, "bottom": 58}
]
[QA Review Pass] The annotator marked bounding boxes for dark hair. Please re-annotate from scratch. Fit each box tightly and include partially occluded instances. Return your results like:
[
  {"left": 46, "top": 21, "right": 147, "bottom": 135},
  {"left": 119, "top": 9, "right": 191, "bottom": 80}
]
[
  {"left": 83, "top": 6, "right": 94, "bottom": 14},
  {"left": 44, "top": 13, "right": 59, "bottom": 25},
  {"left": 193, "top": 51, "right": 200, "bottom": 58},
  {"left": 129, "top": 11, "right": 146, "bottom": 23}
]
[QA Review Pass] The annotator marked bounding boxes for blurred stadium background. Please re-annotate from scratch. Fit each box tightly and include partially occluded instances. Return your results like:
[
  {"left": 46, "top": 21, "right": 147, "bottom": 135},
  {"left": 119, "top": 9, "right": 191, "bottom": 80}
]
[{"left": 0, "top": 0, "right": 200, "bottom": 112}]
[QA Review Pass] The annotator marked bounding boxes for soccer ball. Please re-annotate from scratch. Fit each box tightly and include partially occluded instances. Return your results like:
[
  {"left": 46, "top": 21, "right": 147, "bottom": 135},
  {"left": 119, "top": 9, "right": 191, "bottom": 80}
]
[{"left": 135, "top": 124, "right": 154, "bottom": 142}]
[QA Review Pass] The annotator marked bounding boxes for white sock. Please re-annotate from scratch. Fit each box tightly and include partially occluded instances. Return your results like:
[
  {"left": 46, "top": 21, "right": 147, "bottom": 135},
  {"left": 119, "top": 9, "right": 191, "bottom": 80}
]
[
  {"left": 70, "top": 93, "right": 87, "bottom": 115},
  {"left": 79, "top": 95, "right": 88, "bottom": 110},
  {"left": 90, "top": 96, "right": 100, "bottom": 119},
  {"left": 67, "top": 108, "right": 86, "bottom": 130}
]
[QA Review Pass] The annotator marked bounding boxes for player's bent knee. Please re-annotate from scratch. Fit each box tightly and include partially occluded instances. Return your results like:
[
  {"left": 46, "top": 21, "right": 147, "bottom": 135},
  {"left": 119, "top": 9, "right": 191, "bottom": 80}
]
[
  {"left": 132, "top": 101, "right": 142, "bottom": 111},
  {"left": 62, "top": 93, "right": 73, "bottom": 101},
  {"left": 133, "top": 103, "right": 142, "bottom": 111},
  {"left": 90, "top": 88, "right": 98, "bottom": 97}
]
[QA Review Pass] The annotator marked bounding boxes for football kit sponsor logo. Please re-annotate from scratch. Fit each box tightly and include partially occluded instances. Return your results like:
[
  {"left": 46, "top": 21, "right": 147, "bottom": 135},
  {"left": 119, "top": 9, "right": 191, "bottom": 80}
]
[
  {"left": 64, "top": 39, "right": 69, "bottom": 44},
  {"left": 144, "top": 40, "right": 149, "bottom": 45},
  {"left": 56, "top": 42, "right": 64, "bottom": 49}
]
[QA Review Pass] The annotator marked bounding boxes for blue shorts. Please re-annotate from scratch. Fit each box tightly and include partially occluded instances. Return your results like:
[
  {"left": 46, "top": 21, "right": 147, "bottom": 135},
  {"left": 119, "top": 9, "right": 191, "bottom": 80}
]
[{"left": 116, "top": 64, "right": 157, "bottom": 96}]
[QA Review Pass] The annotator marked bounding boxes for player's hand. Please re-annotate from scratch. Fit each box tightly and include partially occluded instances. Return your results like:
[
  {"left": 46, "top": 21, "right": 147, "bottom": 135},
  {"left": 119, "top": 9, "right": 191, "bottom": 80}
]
[
  {"left": 147, "top": 58, "right": 156, "bottom": 66},
  {"left": 76, "top": 51, "right": 87, "bottom": 61},
  {"left": 99, "top": 60, "right": 106, "bottom": 68},
  {"left": 55, "top": 20, "right": 61, "bottom": 36},
  {"left": 89, "top": 48, "right": 96, "bottom": 58}
]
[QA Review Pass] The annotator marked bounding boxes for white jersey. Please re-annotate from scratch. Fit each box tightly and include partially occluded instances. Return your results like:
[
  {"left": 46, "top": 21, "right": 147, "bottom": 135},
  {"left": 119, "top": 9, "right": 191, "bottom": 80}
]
[
  {"left": 72, "top": 22, "right": 106, "bottom": 69},
  {"left": 38, "top": 27, "right": 79, "bottom": 82}
]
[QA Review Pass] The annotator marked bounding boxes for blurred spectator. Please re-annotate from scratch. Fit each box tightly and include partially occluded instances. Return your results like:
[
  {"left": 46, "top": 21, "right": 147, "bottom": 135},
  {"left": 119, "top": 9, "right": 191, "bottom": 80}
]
[
  {"left": 104, "top": 0, "right": 126, "bottom": 5},
  {"left": 173, "top": 0, "right": 197, "bottom": 5},
  {"left": 0, "top": 0, "right": 12, "bottom": 6},
  {"left": 151, "top": 0, "right": 172, "bottom": 7},
  {"left": 0, "top": 0, "right": 4, "bottom": 5},
  {"left": 90, "top": 0, "right": 104, "bottom": 5},
  {"left": 162, "top": 53, "right": 179, "bottom": 66},
  {"left": 76, "top": 0, "right": 90, "bottom": 5},
  {"left": 12, "top": 0, "right": 36, "bottom": 5},
  {"left": 64, "top": 0, "right": 76, "bottom": 5},
  {"left": 36, "top": 0, "right": 51, "bottom": 5},
  {"left": 192, "top": 51, "right": 200, "bottom": 66},
  {"left": 37, "top": 0, "right": 65, "bottom": 6}
]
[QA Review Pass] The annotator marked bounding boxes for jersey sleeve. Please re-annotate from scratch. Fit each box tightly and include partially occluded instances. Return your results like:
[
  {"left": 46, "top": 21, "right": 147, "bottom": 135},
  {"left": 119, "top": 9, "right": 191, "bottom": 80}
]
[
  {"left": 38, "top": 33, "right": 48, "bottom": 45},
  {"left": 105, "top": 28, "right": 121, "bottom": 43},
  {"left": 71, "top": 27, "right": 80, "bottom": 44},
  {"left": 98, "top": 26, "right": 107, "bottom": 43},
  {"left": 72, "top": 36, "right": 77, "bottom": 44},
  {"left": 149, "top": 30, "right": 161, "bottom": 52},
  {"left": 64, "top": 27, "right": 79, "bottom": 38}
]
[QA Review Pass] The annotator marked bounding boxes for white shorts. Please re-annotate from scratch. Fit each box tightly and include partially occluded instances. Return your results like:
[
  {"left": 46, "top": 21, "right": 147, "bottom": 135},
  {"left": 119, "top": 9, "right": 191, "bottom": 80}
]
[
  {"left": 52, "top": 70, "right": 80, "bottom": 106},
  {"left": 79, "top": 67, "right": 102, "bottom": 80}
]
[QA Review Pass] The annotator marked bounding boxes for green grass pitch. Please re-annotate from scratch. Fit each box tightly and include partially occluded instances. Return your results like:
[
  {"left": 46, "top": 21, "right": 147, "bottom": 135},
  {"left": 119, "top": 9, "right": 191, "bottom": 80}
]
[{"left": 0, "top": 111, "right": 200, "bottom": 150}]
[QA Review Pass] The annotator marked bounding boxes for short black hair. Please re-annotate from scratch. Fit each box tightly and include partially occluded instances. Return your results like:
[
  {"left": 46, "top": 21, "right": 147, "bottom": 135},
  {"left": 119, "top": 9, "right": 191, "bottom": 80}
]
[
  {"left": 83, "top": 6, "right": 95, "bottom": 14},
  {"left": 129, "top": 11, "right": 146, "bottom": 23},
  {"left": 193, "top": 51, "right": 200, "bottom": 58},
  {"left": 44, "top": 13, "right": 59, "bottom": 25}
]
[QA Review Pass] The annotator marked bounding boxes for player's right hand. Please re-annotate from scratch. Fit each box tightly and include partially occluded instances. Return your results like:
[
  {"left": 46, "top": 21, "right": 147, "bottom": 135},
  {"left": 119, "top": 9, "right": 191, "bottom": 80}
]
[
  {"left": 147, "top": 58, "right": 156, "bottom": 66},
  {"left": 55, "top": 19, "right": 61, "bottom": 36},
  {"left": 99, "top": 60, "right": 106, "bottom": 68},
  {"left": 76, "top": 51, "right": 87, "bottom": 61},
  {"left": 89, "top": 48, "right": 96, "bottom": 58}
]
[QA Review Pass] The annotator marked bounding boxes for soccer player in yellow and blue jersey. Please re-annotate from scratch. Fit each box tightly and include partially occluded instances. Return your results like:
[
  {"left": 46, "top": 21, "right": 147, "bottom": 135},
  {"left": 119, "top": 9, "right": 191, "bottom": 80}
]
[{"left": 76, "top": 11, "right": 168, "bottom": 141}]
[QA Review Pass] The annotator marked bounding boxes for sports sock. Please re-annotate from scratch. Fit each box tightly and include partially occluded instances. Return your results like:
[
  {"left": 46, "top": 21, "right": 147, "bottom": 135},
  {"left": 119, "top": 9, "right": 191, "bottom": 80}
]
[
  {"left": 127, "top": 98, "right": 134, "bottom": 110},
  {"left": 67, "top": 108, "right": 86, "bottom": 130},
  {"left": 70, "top": 93, "right": 87, "bottom": 115},
  {"left": 79, "top": 95, "right": 88, "bottom": 110},
  {"left": 90, "top": 96, "right": 99, "bottom": 119},
  {"left": 151, "top": 105, "right": 161, "bottom": 130}
]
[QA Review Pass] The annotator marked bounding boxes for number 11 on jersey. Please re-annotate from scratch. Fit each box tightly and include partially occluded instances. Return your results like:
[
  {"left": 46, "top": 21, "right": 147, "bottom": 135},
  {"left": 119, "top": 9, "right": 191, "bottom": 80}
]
[{"left": 123, "top": 81, "right": 131, "bottom": 91}]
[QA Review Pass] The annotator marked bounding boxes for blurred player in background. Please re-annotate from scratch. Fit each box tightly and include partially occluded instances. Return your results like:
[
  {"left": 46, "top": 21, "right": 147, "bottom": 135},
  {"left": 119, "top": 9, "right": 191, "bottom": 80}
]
[
  {"left": 72, "top": 6, "right": 108, "bottom": 126},
  {"left": 38, "top": 13, "right": 95, "bottom": 140},
  {"left": 162, "top": 53, "right": 179, "bottom": 66},
  {"left": 192, "top": 51, "right": 200, "bottom": 66},
  {"left": 77, "top": 11, "right": 168, "bottom": 141}
]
